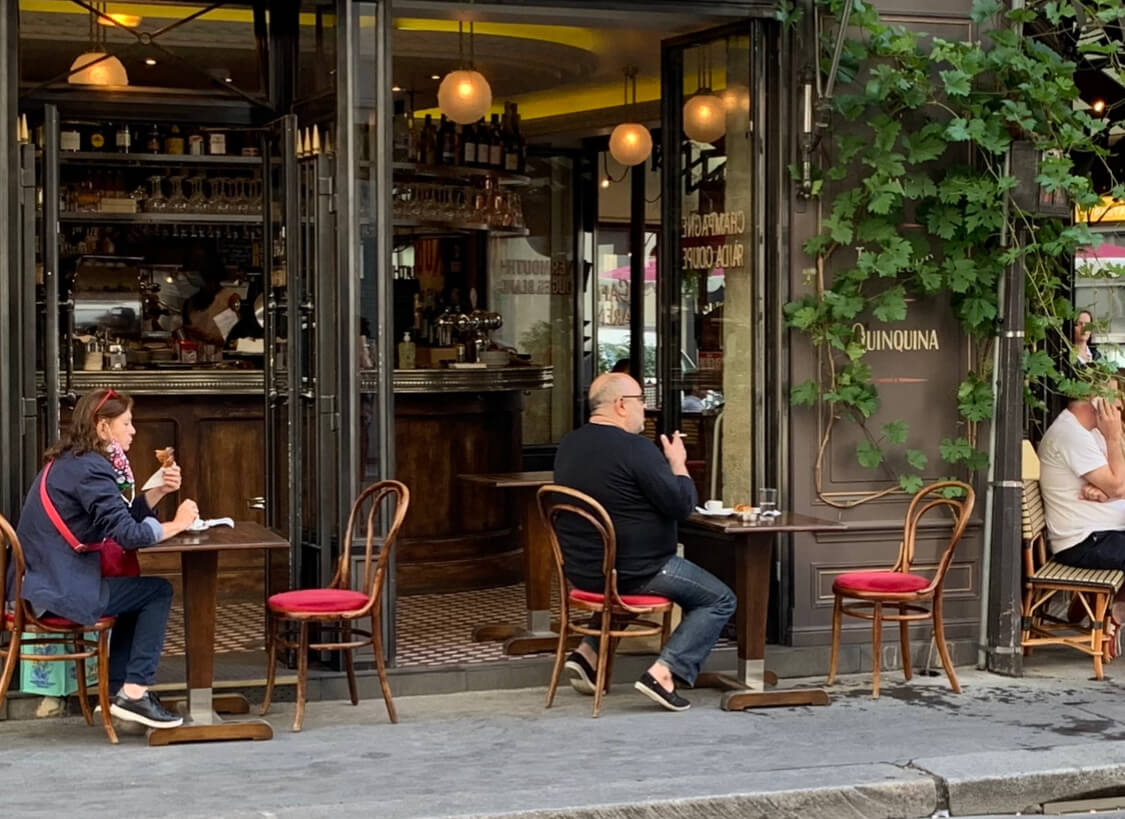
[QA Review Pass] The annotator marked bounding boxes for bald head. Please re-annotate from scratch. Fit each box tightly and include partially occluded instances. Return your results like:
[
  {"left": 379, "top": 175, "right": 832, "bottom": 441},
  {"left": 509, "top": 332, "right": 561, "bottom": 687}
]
[{"left": 589, "top": 372, "right": 646, "bottom": 433}]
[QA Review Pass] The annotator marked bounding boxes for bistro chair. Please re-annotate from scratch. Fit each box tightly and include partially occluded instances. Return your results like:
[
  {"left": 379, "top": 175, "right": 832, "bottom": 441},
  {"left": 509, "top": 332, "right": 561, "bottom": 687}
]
[
  {"left": 0, "top": 513, "right": 117, "bottom": 743},
  {"left": 537, "top": 485, "right": 673, "bottom": 718},
  {"left": 827, "top": 480, "right": 975, "bottom": 698},
  {"left": 260, "top": 480, "right": 409, "bottom": 732}
]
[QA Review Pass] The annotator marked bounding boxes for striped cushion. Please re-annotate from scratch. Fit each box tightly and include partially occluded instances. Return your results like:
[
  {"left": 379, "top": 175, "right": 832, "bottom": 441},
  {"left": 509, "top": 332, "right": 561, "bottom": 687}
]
[
  {"left": 1021, "top": 480, "right": 1046, "bottom": 541},
  {"left": 1030, "top": 561, "right": 1125, "bottom": 592}
]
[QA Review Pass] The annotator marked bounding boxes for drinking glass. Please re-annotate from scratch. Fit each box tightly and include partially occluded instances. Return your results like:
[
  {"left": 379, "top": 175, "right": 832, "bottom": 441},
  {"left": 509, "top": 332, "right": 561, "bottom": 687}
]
[
  {"left": 166, "top": 174, "right": 188, "bottom": 212},
  {"left": 186, "top": 175, "right": 207, "bottom": 213},
  {"left": 758, "top": 487, "right": 778, "bottom": 517},
  {"left": 144, "top": 175, "right": 166, "bottom": 212}
]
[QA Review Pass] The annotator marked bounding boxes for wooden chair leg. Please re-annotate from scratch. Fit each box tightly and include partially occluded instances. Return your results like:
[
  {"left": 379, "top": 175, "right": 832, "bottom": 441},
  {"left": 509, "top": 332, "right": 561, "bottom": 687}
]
[
  {"left": 932, "top": 593, "right": 960, "bottom": 694},
  {"left": 603, "top": 637, "right": 620, "bottom": 694},
  {"left": 827, "top": 594, "right": 842, "bottom": 686},
  {"left": 372, "top": 611, "right": 397, "bottom": 724},
  {"left": 660, "top": 609, "right": 672, "bottom": 648},
  {"left": 74, "top": 636, "right": 94, "bottom": 726},
  {"left": 0, "top": 629, "right": 21, "bottom": 712},
  {"left": 95, "top": 630, "right": 117, "bottom": 744},
  {"left": 292, "top": 622, "right": 309, "bottom": 732},
  {"left": 260, "top": 614, "right": 278, "bottom": 717},
  {"left": 591, "top": 612, "right": 612, "bottom": 718},
  {"left": 342, "top": 620, "right": 359, "bottom": 707},
  {"left": 871, "top": 602, "right": 883, "bottom": 699},
  {"left": 1093, "top": 593, "right": 1109, "bottom": 680},
  {"left": 545, "top": 607, "right": 568, "bottom": 709},
  {"left": 899, "top": 605, "right": 912, "bottom": 682}
]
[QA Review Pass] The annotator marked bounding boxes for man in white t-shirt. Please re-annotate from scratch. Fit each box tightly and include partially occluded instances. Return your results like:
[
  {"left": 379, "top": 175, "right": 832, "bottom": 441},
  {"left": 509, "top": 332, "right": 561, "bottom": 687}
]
[{"left": 1038, "top": 396, "right": 1125, "bottom": 656}]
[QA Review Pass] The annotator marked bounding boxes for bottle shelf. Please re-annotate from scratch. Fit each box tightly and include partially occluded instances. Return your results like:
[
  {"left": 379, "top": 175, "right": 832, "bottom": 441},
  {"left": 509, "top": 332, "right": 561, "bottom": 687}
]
[
  {"left": 57, "top": 151, "right": 264, "bottom": 167},
  {"left": 59, "top": 211, "right": 262, "bottom": 225},
  {"left": 391, "top": 161, "right": 529, "bottom": 187},
  {"left": 393, "top": 218, "right": 529, "bottom": 237}
]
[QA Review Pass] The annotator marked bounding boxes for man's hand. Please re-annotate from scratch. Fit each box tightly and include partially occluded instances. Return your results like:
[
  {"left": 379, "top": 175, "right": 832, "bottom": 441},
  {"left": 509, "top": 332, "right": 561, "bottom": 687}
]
[
  {"left": 660, "top": 431, "right": 689, "bottom": 476},
  {"left": 1096, "top": 396, "right": 1123, "bottom": 444},
  {"left": 1081, "top": 483, "right": 1111, "bottom": 503}
]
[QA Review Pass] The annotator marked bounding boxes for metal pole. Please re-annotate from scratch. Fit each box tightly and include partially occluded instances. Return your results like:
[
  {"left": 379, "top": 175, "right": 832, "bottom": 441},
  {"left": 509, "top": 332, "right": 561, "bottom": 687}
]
[{"left": 629, "top": 162, "right": 645, "bottom": 385}]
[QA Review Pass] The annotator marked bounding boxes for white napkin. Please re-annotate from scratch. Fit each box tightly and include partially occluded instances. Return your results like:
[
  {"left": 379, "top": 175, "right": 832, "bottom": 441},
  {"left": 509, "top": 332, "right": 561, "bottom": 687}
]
[
  {"left": 188, "top": 517, "right": 235, "bottom": 532},
  {"left": 140, "top": 468, "right": 164, "bottom": 492}
]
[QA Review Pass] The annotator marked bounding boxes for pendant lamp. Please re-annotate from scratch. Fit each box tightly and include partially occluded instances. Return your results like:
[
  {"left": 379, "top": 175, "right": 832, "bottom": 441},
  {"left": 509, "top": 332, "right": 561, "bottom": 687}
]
[
  {"left": 609, "top": 66, "right": 652, "bottom": 167},
  {"left": 438, "top": 21, "right": 492, "bottom": 124},
  {"left": 683, "top": 46, "right": 724, "bottom": 144},
  {"left": 69, "top": 3, "right": 129, "bottom": 87}
]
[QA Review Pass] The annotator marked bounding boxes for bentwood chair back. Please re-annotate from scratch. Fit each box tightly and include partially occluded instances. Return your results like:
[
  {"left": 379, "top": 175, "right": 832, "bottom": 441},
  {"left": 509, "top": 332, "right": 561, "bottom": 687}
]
[
  {"left": 537, "top": 485, "right": 673, "bottom": 718},
  {"left": 0, "top": 512, "right": 118, "bottom": 743},
  {"left": 260, "top": 480, "right": 409, "bottom": 731},
  {"left": 827, "top": 480, "right": 975, "bottom": 698}
]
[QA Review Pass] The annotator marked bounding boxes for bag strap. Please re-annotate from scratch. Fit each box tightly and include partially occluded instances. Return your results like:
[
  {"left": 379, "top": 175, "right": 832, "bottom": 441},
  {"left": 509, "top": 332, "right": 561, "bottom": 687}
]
[{"left": 39, "top": 461, "right": 85, "bottom": 553}]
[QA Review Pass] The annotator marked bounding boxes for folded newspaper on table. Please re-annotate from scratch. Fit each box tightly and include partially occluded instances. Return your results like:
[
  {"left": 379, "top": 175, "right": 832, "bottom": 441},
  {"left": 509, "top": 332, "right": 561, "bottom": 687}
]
[{"left": 188, "top": 517, "right": 235, "bottom": 532}]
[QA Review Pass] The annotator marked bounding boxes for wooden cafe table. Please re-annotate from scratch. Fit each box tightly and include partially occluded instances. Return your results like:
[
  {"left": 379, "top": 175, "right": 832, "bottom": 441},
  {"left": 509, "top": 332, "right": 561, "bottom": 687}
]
[
  {"left": 684, "top": 511, "right": 847, "bottom": 711},
  {"left": 142, "top": 521, "right": 288, "bottom": 746},
  {"left": 457, "top": 471, "right": 577, "bottom": 655}
]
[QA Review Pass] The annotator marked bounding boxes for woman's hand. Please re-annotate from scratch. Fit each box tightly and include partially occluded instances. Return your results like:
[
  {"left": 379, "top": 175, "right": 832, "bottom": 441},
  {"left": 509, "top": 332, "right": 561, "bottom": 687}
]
[
  {"left": 159, "top": 499, "right": 199, "bottom": 540},
  {"left": 144, "top": 462, "right": 181, "bottom": 508}
]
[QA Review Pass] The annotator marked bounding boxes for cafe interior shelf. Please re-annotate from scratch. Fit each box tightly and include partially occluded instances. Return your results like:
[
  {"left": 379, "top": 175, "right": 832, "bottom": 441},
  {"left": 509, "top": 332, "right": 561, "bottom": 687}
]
[
  {"left": 59, "top": 211, "right": 262, "bottom": 225},
  {"left": 391, "top": 161, "right": 530, "bottom": 187},
  {"left": 392, "top": 217, "right": 529, "bottom": 237},
  {"left": 57, "top": 151, "right": 265, "bottom": 167}
]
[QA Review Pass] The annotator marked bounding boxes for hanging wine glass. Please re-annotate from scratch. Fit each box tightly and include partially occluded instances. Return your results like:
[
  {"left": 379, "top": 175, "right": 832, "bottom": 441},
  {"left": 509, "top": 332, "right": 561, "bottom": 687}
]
[
  {"left": 144, "top": 174, "right": 166, "bottom": 213},
  {"left": 186, "top": 175, "right": 207, "bottom": 213},
  {"left": 166, "top": 174, "right": 189, "bottom": 212}
]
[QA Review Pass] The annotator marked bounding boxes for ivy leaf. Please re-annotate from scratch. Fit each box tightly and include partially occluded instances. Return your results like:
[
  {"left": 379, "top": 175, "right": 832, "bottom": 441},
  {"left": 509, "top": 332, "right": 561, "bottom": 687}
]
[
  {"left": 788, "top": 305, "right": 820, "bottom": 330},
  {"left": 958, "top": 296, "right": 998, "bottom": 332},
  {"left": 970, "top": 0, "right": 1003, "bottom": 23},
  {"left": 1024, "top": 349, "right": 1058, "bottom": 381},
  {"left": 926, "top": 205, "right": 963, "bottom": 240},
  {"left": 944, "top": 257, "right": 978, "bottom": 293},
  {"left": 940, "top": 69, "right": 972, "bottom": 97},
  {"left": 790, "top": 380, "right": 820, "bottom": 407},
  {"left": 957, "top": 376, "right": 994, "bottom": 422},
  {"left": 873, "top": 287, "right": 908, "bottom": 322},
  {"left": 882, "top": 420, "right": 908, "bottom": 445},
  {"left": 946, "top": 117, "right": 971, "bottom": 142},
  {"left": 906, "top": 449, "right": 929, "bottom": 471},
  {"left": 939, "top": 437, "right": 973, "bottom": 464},
  {"left": 899, "top": 474, "right": 925, "bottom": 494},
  {"left": 903, "top": 127, "right": 947, "bottom": 163},
  {"left": 857, "top": 440, "right": 884, "bottom": 469}
]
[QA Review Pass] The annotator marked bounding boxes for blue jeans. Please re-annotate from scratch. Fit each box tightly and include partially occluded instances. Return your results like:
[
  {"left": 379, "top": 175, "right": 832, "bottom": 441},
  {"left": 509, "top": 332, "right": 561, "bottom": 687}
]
[
  {"left": 102, "top": 577, "right": 173, "bottom": 690},
  {"left": 582, "top": 556, "right": 736, "bottom": 686}
]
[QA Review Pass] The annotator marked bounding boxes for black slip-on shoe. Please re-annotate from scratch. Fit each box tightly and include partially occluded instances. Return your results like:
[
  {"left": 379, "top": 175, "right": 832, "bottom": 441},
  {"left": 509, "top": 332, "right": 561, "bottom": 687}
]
[
  {"left": 110, "top": 691, "right": 183, "bottom": 729},
  {"left": 634, "top": 672, "right": 691, "bottom": 711},
  {"left": 564, "top": 651, "right": 597, "bottom": 696}
]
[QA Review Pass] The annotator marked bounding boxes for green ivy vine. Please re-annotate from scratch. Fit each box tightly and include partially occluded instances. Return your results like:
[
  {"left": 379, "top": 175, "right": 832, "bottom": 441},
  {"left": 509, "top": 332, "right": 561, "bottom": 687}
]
[{"left": 785, "top": 0, "right": 1125, "bottom": 505}]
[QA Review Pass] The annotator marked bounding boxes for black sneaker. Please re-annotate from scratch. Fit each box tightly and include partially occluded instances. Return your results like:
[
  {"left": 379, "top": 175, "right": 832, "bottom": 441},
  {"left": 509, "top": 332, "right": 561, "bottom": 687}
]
[
  {"left": 634, "top": 671, "right": 691, "bottom": 711},
  {"left": 564, "top": 651, "right": 597, "bottom": 696},
  {"left": 110, "top": 691, "right": 183, "bottom": 729}
]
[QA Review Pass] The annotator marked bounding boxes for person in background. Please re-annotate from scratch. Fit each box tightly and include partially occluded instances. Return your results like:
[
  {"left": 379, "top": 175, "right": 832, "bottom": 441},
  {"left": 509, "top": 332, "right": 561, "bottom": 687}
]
[
  {"left": 1074, "top": 310, "right": 1102, "bottom": 367},
  {"left": 611, "top": 358, "right": 631, "bottom": 374},
  {"left": 553, "top": 372, "right": 735, "bottom": 711},
  {"left": 681, "top": 385, "right": 708, "bottom": 413},
  {"left": 10, "top": 389, "right": 200, "bottom": 729}
]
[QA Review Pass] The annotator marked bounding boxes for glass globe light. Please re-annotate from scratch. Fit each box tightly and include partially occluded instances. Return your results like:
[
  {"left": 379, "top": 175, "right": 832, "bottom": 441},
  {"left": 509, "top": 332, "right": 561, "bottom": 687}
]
[
  {"left": 68, "top": 52, "right": 129, "bottom": 86},
  {"left": 683, "top": 93, "right": 726, "bottom": 143},
  {"left": 720, "top": 84, "right": 751, "bottom": 115},
  {"left": 437, "top": 69, "right": 493, "bottom": 124},
  {"left": 609, "top": 122, "right": 652, "bottom": 167}
]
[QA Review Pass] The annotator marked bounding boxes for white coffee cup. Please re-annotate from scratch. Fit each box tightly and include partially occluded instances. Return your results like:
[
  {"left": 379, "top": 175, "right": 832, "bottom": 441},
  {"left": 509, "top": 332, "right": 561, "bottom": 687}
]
[{"left": 704, "top": 499, "right": 724, "bottom": 512}]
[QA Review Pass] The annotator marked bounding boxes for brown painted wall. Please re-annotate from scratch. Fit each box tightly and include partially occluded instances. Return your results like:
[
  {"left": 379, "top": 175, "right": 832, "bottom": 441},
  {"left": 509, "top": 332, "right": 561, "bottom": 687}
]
[{"left": 784, "top": 3, "right": 985, "bottom": 652}]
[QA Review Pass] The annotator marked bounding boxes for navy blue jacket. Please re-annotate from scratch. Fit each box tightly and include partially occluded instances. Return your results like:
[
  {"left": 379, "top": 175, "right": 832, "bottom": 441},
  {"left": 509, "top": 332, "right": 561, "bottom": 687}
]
[{"left": 10, "top": 451, "right": 163, "bottom": 625}]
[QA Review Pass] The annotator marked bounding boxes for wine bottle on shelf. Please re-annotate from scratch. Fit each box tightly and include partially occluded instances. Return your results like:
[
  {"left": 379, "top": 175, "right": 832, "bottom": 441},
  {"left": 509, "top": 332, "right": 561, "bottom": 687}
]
[
  {"left": 439, "top": 115, "right": 456, "bottom": 165},
  {"left": 475, "top": 118, "right": 490, "bottom": 167},
  {"left": 145, "top": 123, "right": 161, "bottom": 153},
  {"left": 461, "top": 121, "right": 477, "bottom": 167},
  {"left": 488, "top": 113, "right": 502, "bottom": 168},
  {"left": 514, "top": 104, "right": 527, "bottom": 174},
  {"left": 407, "top": 110, "right": 419, "bottom": 162},
  {"left": 115, "top": 121, "right": 131, "bottom": 153},
  {"left": 503, "top": 104, "right": 519, "bottom": 173},
  {"left": 188, "top": 127, "right": 204, "bottom": 155},
  {"left": 165, "top": 124, "right": 184, "bottom": 155},
  {"left": 421, "top": 114, "right": 437, "bottom": 166}
]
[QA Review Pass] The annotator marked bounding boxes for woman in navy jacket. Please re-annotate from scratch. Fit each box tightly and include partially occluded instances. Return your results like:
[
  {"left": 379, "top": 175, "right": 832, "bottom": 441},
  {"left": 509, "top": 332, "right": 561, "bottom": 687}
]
[{"left": 14, "top": 388, "right": 199, "bottom": 729}]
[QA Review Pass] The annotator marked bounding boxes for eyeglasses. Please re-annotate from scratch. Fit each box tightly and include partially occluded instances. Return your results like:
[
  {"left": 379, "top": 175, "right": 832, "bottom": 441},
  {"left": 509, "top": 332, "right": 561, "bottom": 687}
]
[
  {"left": 92, "top": 388, "right": 118, "bottom": 418},
  {"left": 619, "top": 394, "right": 646, "bottom": 405}
]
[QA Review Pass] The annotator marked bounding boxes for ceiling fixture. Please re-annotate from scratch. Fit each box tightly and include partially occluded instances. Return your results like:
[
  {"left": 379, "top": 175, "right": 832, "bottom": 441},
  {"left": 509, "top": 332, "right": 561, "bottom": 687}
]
[
  {"left": 144, "top": 57, "right": 157, "bottom": 66},
  {"left": 1093, "top": 99, "right": 1107, "bottom": 114},
  {"left": 683, "top": 45, "right": 725, "bottom": 143},
  {"left": 431, "top": 74, "right": 441, "bottom": 81},
  {"left": 720, "top": 83, "right": 751, "bottom": 115},
  {"left": 609, "top": 66, "right": 652, "bottom": 167},
  {"left": 600, "top": 178, "right": 611, "bottom": 188},
  {"left": 437, "top": 20, "right": 492, "bottom": 124},
  {"left": 97, "top": 12, "right": 141, "bottom": 28},
  {"left": 68, "top": 3, "right": 128, "bottom": 86},
  {"left": 392, "top": 85, "right": 402, "bottom": 92}
]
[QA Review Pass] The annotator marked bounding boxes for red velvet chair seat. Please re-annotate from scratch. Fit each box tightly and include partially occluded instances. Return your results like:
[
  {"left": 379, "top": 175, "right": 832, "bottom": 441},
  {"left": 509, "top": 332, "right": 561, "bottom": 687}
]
[
  {"left": 834, "top": 570, "right": 930, "bottom": 595},
  {"left": 3, "top": 612, "right": 113, "bottom": 629},
  {"left": 268, "top": 589, "right": 370, "bottom": 614},
  {"left": 569, "top": 588, "right": 671, "bottom": 608}
]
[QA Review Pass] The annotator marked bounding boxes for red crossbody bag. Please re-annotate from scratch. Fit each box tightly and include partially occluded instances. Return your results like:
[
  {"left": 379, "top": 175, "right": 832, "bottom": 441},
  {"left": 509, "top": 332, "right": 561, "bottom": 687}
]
[{"left": 39, "top": 460, "right": 141, "bottom": 578}]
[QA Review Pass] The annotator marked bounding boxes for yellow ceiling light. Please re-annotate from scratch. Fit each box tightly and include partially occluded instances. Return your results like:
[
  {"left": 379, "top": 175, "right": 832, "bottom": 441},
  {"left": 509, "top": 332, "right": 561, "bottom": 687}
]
[
  {"left": 69, "top": 52, "right": 129, "bottom": 86},
  {"left": 609, "top": 67, "right": 651, "bottom": 167},
  {"left": 720, "top": 84, "right": 750, "bottom": 115},
  {"left": 437, "top": 21, "right": 493, "bottom": 125},
  {"left": 97, "top": 12, "right": 141, "bottom": 27}
]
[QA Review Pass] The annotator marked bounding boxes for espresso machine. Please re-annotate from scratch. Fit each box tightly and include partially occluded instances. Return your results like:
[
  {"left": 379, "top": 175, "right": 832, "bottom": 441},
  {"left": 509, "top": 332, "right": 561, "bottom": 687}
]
[{"left": 435, "top": 309, "right": 503, "bottom": 362}]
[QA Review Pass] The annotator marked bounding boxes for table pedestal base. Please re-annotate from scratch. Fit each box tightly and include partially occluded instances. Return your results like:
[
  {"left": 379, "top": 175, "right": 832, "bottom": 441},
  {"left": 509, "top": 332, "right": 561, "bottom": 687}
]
[
  {"left": 695, "top": 671, "right": 830, "bottom": 711},
  {"left": 471, "top": 623, "right": 580, "bottom": 655},
  {"left": 148, "top": 692, "right": 273, "bottom": 745},
  {"left": 158, "top": 692, "right": 251, "bottom": 715}
]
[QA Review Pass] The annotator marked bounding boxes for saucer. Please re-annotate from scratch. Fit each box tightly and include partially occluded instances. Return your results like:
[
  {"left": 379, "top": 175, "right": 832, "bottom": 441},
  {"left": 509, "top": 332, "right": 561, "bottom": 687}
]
[{"left": 695, "top": 506, "right": 734, "bottom": 516}]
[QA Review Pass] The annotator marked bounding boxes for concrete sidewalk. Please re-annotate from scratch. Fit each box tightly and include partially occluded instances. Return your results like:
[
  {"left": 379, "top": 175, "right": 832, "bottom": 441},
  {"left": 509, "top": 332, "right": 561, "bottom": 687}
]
[{"left": 2, "top": 654, "right": 1125, "bottom": 818}]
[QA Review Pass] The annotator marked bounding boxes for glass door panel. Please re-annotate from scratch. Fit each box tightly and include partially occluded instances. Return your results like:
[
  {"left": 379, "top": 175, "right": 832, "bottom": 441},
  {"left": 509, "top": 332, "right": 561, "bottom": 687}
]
[{"left": 661, "top": 23, "right": 756, "bottom": 506}]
